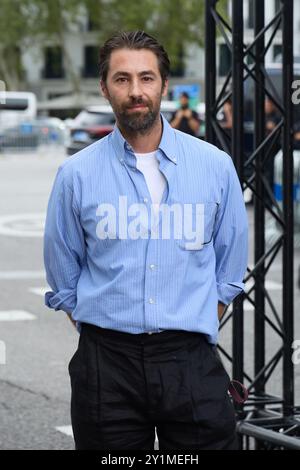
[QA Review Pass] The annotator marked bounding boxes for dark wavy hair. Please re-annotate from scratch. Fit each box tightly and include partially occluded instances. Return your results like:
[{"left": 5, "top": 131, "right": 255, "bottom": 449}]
[{"left": 99, "top": 30, "right": 170, "bottom": 85}]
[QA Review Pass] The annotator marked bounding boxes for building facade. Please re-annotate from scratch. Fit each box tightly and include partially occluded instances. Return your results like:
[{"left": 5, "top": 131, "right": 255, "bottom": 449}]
[{"left": 19, "top": 1, "right": 300, "bottom": 104}]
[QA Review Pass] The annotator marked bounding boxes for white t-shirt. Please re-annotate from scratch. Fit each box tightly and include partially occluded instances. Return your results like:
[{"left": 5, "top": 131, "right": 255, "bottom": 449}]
[{"left": 135, "top": 151, "right": 167, "bottom": 217}]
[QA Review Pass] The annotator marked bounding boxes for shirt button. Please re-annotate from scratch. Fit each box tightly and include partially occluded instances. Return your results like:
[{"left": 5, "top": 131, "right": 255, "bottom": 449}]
[
  {"left": 143, "top": 198, "right": 148, "bottom": 203},
  {"left": 149, "top": 264, "right": 156, "bottom": 270},
  {"left": 120, "top": 158, "right": 124, "bottom": 164},
  {"left": 149, "top": 298, "right": 155, "bottom": 304},
  {"left": 173, "top": 157, "right": 177, "bottom": 162}
]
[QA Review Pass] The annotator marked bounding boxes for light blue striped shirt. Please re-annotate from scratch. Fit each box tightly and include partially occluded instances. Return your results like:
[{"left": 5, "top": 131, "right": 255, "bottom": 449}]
[{"left": 44, "top": 115, "right": 248, "bottom": 344}]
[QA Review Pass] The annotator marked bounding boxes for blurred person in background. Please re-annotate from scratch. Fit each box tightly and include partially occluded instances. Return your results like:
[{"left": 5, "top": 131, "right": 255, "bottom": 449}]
[
  {"left": 294, "top": 121, "right": 300, "bottom": 149},
  {"left": 265, "top": 96, "right": 281, "bottom": 133},
  {"left": 170, "top": 92, "right": 200, "bottom": 136},
  {"left": 219, "top": 98, "right": 233, "bottom": 136}
]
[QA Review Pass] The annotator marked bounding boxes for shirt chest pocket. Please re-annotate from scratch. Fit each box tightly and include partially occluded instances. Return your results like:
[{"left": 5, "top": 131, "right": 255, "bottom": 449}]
[{"left": 176, "top": 202, "right": 219, "bottom": 251}]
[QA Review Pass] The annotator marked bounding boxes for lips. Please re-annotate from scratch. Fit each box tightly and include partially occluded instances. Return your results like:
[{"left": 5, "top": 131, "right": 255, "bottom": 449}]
[{"left": 127, "top": 104, "right": 147, "bottom": 110}]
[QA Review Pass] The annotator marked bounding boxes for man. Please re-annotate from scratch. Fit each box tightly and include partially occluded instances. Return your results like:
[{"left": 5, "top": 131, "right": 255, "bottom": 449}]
[
  {"left": 219, "top": 98, "right": 233, "bottom": 134},
  {"left": 44, "top": 30, "right": 248, "bottom": 450},
  {"left": 265, "top": 96, "right": 281, "bottom": 133},
  {"left": 170, "top": 91, "right": 200, "bottom": 136}
]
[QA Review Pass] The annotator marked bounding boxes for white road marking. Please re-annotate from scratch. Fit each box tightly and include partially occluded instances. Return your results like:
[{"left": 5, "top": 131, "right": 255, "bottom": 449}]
[
  {"left": 265, "top": 280, "right": 282, "bottom": 290},
  {"left": 0, "top": 340, "right": 6, "bottom": 365},
  {"left": 244, "top": 300, "right": 254, "bottom": 311},
  {"left": 56, "top": 425, "right": 73, "bottom": 437},
  {"left": 0, "top": 213, "right": 45, "bottom": 237},
  {"left": 29, "top": 287, "right": 48, "bottom": 296},
  {"left": 246, "top": 279, "right": 282, "bottom": 292},
  {"left": 228, "top": 300, "right": 254, "bottom": 312},
  {"left": 248, "top": 264, "right": 282, "bottom": 271},
  {"left": 0, "top": 310, "right": 36, "bottom": 321},
  {"left": 0, "top": 270, "right": 45, "bottom": 280},
  {"left": 56, "top": 425, "right": 160, "bottom": 448},
  {"left": 155, "top": 428, "right": 159, "bottom": 449}
]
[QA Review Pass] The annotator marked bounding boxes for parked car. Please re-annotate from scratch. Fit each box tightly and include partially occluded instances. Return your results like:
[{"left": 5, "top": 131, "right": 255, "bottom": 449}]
[
  {"left": 35, "top": 117, "right": 69, "bottom": 146},
  {"left": 0, "top": 116, "right": 67, "bottom": 152},
  {"left": 66, "top": 105, "right": 115, "bottom": 155},
  {"left": 0, "top": 91, "right": 37, "bottom": 130}
]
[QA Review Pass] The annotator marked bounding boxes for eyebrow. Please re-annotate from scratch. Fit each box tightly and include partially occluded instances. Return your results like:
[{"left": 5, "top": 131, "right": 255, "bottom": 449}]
[{"left": 112, "top": 70, "right": 157, "bottom": 79}]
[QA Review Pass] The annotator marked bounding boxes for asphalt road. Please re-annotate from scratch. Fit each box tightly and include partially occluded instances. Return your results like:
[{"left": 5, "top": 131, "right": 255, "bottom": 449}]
[{"left": 0, "top": 146, "right": 299, "bottom": 450}]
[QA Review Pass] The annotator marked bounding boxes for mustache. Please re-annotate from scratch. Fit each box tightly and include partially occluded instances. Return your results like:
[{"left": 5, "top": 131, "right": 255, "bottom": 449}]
[{"left": 126, "top": 98, "right": 149, "bottom": 108}]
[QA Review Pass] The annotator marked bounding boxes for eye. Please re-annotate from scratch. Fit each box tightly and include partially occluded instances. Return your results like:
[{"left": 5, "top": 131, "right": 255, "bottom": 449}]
[
  {"left": 116, "top": 77, "right": 128, "bottom": 83},
  {"left": 142, "top": 76, "right": 154, "bottom": 82}
]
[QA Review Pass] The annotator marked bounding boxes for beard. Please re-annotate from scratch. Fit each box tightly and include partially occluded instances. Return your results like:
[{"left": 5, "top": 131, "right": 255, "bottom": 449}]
[{"left": 108, "top": 95, "right": 161, "bottom": 135}]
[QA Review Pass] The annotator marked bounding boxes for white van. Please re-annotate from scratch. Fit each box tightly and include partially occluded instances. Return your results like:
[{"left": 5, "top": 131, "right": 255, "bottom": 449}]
[{"left": 0, "top": 91, "right": 37, "bottom": 130}]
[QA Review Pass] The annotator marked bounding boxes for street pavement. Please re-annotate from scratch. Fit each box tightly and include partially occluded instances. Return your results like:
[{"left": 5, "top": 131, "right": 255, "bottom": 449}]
[{"left": 0, "top": 146, "right": 299, "bottom": 450}]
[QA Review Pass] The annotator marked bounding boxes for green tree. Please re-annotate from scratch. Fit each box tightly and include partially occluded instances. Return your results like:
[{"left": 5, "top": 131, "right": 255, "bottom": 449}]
[
  {"left": 84, "top": 0, "right": 206, "bottom": 71},
  {"left": 0, "top": 0, "right": 228, "bottom": 92},
  {"left": 84, "top": 0, "right": 228, "bottom": 71},
  {"left": 0, "top": 0, "right": 34, "bottom": 89},
  {"left": 0, "top": 0, "right": 87, "bottom": 90}
]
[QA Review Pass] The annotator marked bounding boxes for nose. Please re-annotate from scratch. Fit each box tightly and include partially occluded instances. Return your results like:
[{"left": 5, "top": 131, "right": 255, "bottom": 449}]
[{"left": 128, "top": 78, "right": 142, "bottom": 100}]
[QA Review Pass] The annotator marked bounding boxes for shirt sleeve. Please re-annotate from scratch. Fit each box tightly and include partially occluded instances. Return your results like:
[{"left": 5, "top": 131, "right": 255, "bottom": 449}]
[
  {"left": 43, "top": 166, "right": 86, "bottom": 314},
  {"left": 213, "top": 153, "right": 248, "bottom": 305}
]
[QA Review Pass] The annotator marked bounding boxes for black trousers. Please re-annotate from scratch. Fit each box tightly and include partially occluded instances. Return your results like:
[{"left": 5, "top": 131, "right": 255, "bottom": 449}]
[{"left": 69, "top": 323, "right": 238, "bottom": 450}]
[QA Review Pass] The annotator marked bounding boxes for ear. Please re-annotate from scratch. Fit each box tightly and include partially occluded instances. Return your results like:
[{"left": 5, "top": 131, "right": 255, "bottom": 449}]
[
  {"left": 100, "top": 80, "right": 109, "bottom": 100},
  {"left": 162, "top": 79, "right": 169, "bottom": 98}
]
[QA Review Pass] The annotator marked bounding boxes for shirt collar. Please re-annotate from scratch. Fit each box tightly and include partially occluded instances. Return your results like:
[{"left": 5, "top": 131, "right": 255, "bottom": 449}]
[{"left": 110, "top": 113, "right": 178, "bottom": 165}]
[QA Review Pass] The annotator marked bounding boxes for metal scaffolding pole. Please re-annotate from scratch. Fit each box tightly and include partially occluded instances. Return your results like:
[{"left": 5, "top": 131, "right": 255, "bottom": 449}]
[
  {"left": 254, "top": 0, "right": 266, "bottom": 403},
  {"left": 231, "top": 0, "right": 245, "bottom": 398},
  {"left": 282, "top": 0, "right": 294, "bottom": 417},
  {"left": 204, "top": 0, "right": 298, "bottom": 449},
  {"left": 205, "top": 0, "right": 217, "bottom": 146}
]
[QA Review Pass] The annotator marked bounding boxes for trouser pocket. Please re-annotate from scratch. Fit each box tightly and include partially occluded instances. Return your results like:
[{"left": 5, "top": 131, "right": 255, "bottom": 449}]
[
  {"left": 188, "top": 338, "right": 237, "bottom": 439},
  {"left": 69, "top": 331, "right": 101, "bottom": 424}
]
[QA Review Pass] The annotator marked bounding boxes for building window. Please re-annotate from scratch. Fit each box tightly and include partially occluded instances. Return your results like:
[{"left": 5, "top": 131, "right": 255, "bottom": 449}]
[
  {"left": 275, "top": 0, "right": 281, "bottom": 12},
  {"left": 169, "top": 48, "right": 185, "bottom": 77},
  {"left": 219, "top": 43, "right": 231, "bottom": 77},
  {"left": 43, "top": 47, "right": 64, "bottom": 79},
  {"left": 87, "top": 10, "right": 101, "bottom": 31},
  {"left": 273, "top": 44, "right": 282, "bottom": 61},
  {"left": 274, "top": 0, "right": 282, "bottom": 29},
  {"left": 248, "top": 0, "right": 254, "bottom": 29},
  {"left": 87, "top": 16, "right": 98, "bottom": 31},
  {"left": 245, "top": 45, "right": 254, "bottom": 65},
  {"left": 83, "top": 46, "right": 99, "bottom": 78},
  {"left": 2, "top": 46, "right": 23, "bottom": 79}
]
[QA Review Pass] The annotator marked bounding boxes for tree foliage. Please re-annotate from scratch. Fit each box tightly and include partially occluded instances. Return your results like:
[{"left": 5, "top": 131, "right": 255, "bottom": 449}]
[{"left": 0, "top": 0, "right": 228, "bottom": 91}]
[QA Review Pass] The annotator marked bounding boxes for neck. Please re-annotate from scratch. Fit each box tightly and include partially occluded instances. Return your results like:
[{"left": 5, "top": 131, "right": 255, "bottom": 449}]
[{"left": 117, "top": 115, "right": 162, "bottom": 153}]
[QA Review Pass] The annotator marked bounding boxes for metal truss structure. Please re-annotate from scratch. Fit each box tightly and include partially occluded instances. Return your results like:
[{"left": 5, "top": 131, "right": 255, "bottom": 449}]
[{"left": 205, "top": 0, "right": 300, "bottom": 449}]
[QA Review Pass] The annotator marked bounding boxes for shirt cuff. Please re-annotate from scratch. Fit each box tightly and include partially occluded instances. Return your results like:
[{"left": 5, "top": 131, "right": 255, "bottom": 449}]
[
  {"left": 217, "top": 281, "right": 245, "bottom": 305},
  {"left": 45, "top": 290, "right": 77, "bottom": 313}
]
